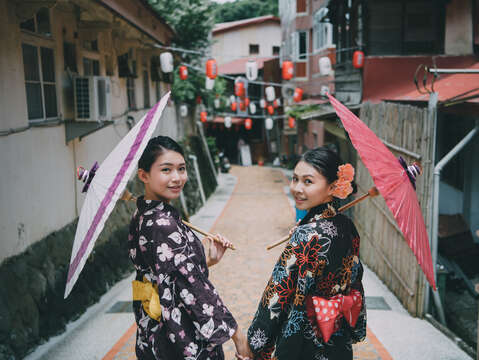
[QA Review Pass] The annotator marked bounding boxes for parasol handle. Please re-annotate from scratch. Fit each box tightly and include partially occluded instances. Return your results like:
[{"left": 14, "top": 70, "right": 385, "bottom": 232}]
[
  {"left": 120, "top": 190, "right": 235, "bottom": 250},
  {"left": 266, "top": 187, "right": 379, "bottom": 251}
]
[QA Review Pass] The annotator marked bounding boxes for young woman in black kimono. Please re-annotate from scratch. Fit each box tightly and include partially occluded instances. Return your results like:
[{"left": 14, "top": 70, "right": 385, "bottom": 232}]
[
  {"left": 246, "top": 147, "right": 367, "bottom": 360},
  {"left": 128, "top": 136, "right": 253, "bottom": 360}
]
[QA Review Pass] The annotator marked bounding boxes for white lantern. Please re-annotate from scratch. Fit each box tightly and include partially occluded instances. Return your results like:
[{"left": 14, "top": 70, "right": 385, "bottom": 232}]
[
  {"left": 214, "top": 98, "right": 221, "bottom": 108},
  {"left": 230, "top": 95, "right": 236, "bottom": 103},
  {"left": 319, "top": 56, "right": 332, "bottom": 76},
  {"left": 225, "top": 98, "right": 231, "bottom": 106},
  {"left": 180, "top": 104, "right": 188, "bottom": 117},
  {"left": 265, "top": 117, "right": 273, "bottom": 130},
  {"left": 205, "top": 77, "right": 215, "bottom": 90},
  {"left": 246, "top": 60, "right": 258, "bottom": 81},
  {"left": 320, "top": 85, "right": 330, "bottom": 96},
  {"left": 276, "top": 98, "right": 281, "bottom": 107},
  {"left": 249, "top": 102, "right": 256, "bottom": 114},
  {"left": 260, "top": 98, "right": 266, "bottom": 108},
  {"left": 265, "top": 86, "right": 275, "bottom": 102},
  {"left": 160, "top": 52, "right": 173, "bottom": 73},
  {"left": 224, "top": 116, "right": 232, "bottom": 128}
]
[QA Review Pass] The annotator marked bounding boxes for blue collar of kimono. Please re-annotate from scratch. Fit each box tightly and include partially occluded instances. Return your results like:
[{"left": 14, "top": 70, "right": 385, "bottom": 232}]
[
  {"left": 300, "top": 199, "right": 339, "bottom": 225},
  {"left": 136, "top": 195, "right": 180, "bottom": 220}
]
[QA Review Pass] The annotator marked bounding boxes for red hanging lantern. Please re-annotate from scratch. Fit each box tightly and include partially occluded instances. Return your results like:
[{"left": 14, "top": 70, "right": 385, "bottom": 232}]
[
  {"left": 244, "top": 97, "right": 250, "bottom": 107},
  {"left": 288, "top": 116, "right": 296, "bottom": 128},
  {"left": 267, "top": 105, "right": 274, "bottom": 115},
  {"left": 352, "top": 50, "right": 365, "bottom": 69},
  {"left": 231, "top": 101, "right": 237, "bottom": 111},
  {"left": 235, "top": 81, "right": 245, "bottom": 97},
  {"left": 239, "top": 101, "right": 246, "bottom": 111},
  {"left": 196, "top": 95, "right": 202, "bottom": 104},
  {"left": 200, "top": 111, "right": 207, "bottom": 122},
  {"left": 179, "top": 65, "right": 188, "bottom": 80},
  {"left": 273, "top": 99, "right": 279, "bottom": 108},
  {"left": 282, "top": 60, "right": 294, "bottom": 80},
  {"left": 206, "top": 58, "right": 217, "bottom": 79},
  {"left": 293, "top": 87, "right": 303, "bottom": 103},
  {"left": 245, "top": 118, "right": 253, "bottom": 130}
]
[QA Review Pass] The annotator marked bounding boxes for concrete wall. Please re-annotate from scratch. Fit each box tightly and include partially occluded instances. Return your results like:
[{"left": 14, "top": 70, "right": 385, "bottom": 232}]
[
  {"left": 445, "top": 0, "right": 474, "bottom": 55},
  {"left": 212, "top": 22, "right": 281, "bottom": 65},
  {"left": 0, "top": 0, "right": 178, "bottom": 264}
]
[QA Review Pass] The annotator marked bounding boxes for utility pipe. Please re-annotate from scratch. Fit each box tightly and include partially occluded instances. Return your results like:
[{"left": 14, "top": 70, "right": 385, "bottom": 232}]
[
  {"left": 427, "top": 68, "right": 479, "bottom": 74},
  {"left": 430, "top": 122, "right": 479, "bottom": 325},
  {"left": 188, "top": 154, "right": 206, "bottom": 205}
]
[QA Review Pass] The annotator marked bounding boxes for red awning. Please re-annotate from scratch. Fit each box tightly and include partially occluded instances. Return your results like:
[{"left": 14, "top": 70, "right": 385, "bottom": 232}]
[{"left": 362, "top": 56, "right": 479, "bottom": 104}]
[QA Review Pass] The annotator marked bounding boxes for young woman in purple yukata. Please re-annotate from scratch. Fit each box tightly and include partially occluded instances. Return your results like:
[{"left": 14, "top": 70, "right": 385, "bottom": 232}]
[
  {"left": 244, "top": 147, "right": 367, "bottom": 360},
  {"left": 128, "top": 136, "right": 253, "bottom": 360}
]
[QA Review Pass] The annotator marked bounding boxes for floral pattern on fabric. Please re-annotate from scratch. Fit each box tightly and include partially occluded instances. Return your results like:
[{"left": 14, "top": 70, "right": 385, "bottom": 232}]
[
  {"left": 128, "top": 197, "right": 237, "bottom": 360},
  {"left": 248, "top": 201, "right": 366, "bottom": 360}
]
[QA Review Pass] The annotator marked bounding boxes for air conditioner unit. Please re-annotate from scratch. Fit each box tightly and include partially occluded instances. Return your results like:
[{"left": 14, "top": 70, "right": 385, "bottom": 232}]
[{"left": 74, "top": 76, "right": 112, "bottom": 122}]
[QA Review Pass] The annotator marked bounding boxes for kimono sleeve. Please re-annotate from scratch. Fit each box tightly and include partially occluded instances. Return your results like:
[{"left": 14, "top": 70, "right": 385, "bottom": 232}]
[
  {"left": 140, "top": 216, "right": 238, "bottom": 348},
  {"left": 247, "top": 224, "right": 327, "bottom": 357}
]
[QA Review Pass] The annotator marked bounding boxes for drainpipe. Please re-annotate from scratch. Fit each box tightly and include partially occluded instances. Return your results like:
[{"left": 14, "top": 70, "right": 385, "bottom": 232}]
[
  {"left": 188, "top": 154, "right": 206, "bottom": 205},
  {"left": 430, "top": 119, "right": 479, "bottom": 325}
]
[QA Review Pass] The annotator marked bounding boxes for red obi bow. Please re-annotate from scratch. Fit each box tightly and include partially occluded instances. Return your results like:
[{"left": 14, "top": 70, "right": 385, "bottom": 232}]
[{"left": 306, "top": 289, "right": 362, "bottom": 343}]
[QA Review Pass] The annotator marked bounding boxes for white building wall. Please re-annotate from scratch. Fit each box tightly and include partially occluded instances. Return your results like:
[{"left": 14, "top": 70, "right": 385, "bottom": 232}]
[
  {"left": 444, "top": 0, "right": 473, "bottom": 55},
  {"left": 0, "top": 0, "right": 178, "bottom": 264},
  {"left": 212, "top": 22, "right": 281, "bottom": 65}
]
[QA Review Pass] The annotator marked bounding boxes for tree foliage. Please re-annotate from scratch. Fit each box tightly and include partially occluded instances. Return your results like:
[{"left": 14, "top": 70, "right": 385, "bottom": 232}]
[
  {"left": 149, "top": 0, "right": 226, "bottom": 106},
  {"left": 212, "top": 0, "right": 279, "bottom": 23}
]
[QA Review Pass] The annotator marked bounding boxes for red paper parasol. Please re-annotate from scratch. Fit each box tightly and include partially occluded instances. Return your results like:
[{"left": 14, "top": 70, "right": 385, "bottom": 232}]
[{"left": 327, "top": 94, "right": 436, "bottom": 290}]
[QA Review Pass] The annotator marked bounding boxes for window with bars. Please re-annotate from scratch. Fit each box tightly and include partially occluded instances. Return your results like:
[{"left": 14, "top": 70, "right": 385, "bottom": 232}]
[
  {"left": 22, "top": 43, "right": 58, "bottom": 121},
  {"left": 83, "top": 58, "right": 100, "bottom": 76},
  {"left": 20, "top": 7, "right": 51, "bottom": 37},
  {"left": 127, "top": 77, "right": 136, "bottom": 110},
  {"left": 272, "top": 46, "right": 280, "bottom": 55}
]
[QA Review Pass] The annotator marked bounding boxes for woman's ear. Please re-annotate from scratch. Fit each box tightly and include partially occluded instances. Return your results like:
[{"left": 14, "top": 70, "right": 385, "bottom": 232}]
[{"left": 138, "top": 168, "right": 149, "bottom": 184}]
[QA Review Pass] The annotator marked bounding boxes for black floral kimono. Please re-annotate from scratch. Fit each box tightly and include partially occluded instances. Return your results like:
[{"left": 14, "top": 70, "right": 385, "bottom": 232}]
[
  {"left": 247, "top": 201, "right": 366, "bottom": 360},
  {"left": 128, "top": 197, "right": 238, "bottom": 360}
]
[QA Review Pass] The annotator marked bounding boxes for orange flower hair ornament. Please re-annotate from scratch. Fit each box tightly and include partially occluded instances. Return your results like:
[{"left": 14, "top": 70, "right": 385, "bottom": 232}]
[{"left": 331, "top": 163, "right": 355, "bottom": 199}]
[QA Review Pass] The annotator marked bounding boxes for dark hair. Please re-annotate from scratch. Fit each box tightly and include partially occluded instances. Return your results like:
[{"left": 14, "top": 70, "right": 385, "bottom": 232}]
[
  {"left": 300, "top": 146, "right": 340, "bottom": 184},
  {"left": 138, "top": 136, "right": 184, "bottom": 172}
]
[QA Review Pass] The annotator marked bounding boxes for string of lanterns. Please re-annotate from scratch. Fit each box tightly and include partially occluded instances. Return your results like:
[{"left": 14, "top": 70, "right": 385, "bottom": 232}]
[{"left": 153, "top": 43, "right": 365, "bottom": 131}]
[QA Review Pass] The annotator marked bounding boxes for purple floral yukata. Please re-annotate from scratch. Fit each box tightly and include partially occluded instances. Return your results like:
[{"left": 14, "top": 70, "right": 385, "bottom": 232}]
[{"left": 128, "top": 196, "right": 238, "bottom": 359}]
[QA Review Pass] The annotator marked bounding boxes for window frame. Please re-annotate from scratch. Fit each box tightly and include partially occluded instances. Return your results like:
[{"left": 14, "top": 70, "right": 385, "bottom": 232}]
[
  {"left": 127, "top": 77, "right": 136, "bottom": 110},
  {"left": 20, "top": 7, "right": 52, "bottom": 38},
  {"left": 313, "top": 8, "right": 334, "bottom": 52},
  {"left": 22, "top": 42, "right": 58, "bottom": 123},
  {"left": 249, "top": 44, "right": 260, "bottom": 55}
]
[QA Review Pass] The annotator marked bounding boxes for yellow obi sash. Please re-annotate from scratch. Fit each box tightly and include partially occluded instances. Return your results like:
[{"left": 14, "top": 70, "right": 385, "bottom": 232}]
[{"left": 132, "top": 277, "right": 162, "bottom": 321}]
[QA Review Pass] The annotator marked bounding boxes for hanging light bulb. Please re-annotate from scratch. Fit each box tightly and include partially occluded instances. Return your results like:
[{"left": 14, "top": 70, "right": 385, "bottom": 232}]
[
  {"left": 265, "top": 86, "right": 275, "bottom": 102},
  {"left": 160, "top": 52, "right": 173, "bottom": 73},
  {"left": 260, "top": 98, "right": 266, "bottom": 108},
  {"left": 249, "top": 102, "right": 256, "bottom": 114},
  {"left": 179, "top": 104, "right": 188, "bottom": 117},
  {"left": 265, "top": 117, "right": 273, "bottom": 130},
  {"left": 206, "top": 58, "right": 218, "bottom": 79},
  {"left": 245, "top": 118, "right": 253, "bottom": 130},
  {"left": 179, "top": 65, "right": 188, "bottom": 80},
  {"left": 224, "top": 116, "right": 232, "bottom": 128},
  {"left": 214, "top": 97, "right": 221, "bottom": 109},
  {"left": 205, "top": 77, "right": 215, "bottom": 90},
  {"left": 246, "top": 60, "right": 258, "bottom": 81}
]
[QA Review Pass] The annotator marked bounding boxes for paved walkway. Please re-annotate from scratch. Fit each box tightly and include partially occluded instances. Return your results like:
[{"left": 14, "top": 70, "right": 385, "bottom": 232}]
[{"left": 26, "top": 166, "right": 472, "bottom": 360}]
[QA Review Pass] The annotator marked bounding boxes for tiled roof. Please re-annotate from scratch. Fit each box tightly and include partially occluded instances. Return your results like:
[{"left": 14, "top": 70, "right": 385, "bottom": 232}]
[{"left": 213, "top": 15, "right": 280, "bottom": 35}]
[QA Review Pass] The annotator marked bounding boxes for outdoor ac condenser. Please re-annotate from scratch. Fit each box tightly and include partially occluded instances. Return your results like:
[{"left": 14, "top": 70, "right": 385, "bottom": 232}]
[{"left": 74, "top": 76, "right": 112, "bottom": 122}]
